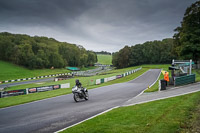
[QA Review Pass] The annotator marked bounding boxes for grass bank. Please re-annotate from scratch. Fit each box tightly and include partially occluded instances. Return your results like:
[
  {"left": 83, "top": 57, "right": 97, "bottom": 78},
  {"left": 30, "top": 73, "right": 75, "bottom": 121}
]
[
  {"left": 0, "top": 60, "right": 71, "bottom": 81},
  {"left": 0, "top": 67, "right": 148, "bottom": 108},
  {"left": 62, "top": 91, "right": 200, "bottom": 133},
  {"left": 0, "top": 60, "right": 99, "bottom": 82},
  {"left": 97, "top": 54, "right": 112, "bottom": 65}
]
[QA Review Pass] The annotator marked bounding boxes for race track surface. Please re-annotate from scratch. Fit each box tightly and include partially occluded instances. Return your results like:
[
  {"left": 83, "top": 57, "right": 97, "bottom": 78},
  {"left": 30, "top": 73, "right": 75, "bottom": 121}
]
[
  {"left": 0, "top": 78, "right": 54, "bottom": 89},
  {"left": 0, "top": 69, "right": 161, "bottom": 133}
]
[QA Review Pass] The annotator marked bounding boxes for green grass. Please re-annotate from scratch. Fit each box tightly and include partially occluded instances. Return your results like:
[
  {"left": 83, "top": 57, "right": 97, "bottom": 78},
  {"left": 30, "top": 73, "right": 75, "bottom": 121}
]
[
  {"left": 141, "top": 64, "right": 170, "bottom": 70},
  {"left": 181, "top": 97, "right": 200, "bottom": 132},
  {"left": 62, "top": 91, "right": 200, "bottom": 133},
  {"left": 0, "top": 60, "right": 71, "bottom": 81},
  {"left": 193, "top": 69, "right": 200, "bottom": 82},
  {"left": 0, "top": 67, "right": 148, "bottom": 108},
  {"left": 97, "top": 54, "right": 112, "bottom": 65}
]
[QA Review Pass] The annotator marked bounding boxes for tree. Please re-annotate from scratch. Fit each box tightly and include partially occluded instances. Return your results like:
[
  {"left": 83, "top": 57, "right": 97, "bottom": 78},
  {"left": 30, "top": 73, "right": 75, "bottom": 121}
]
[
  {"left": 87, "top": 51, "right": 97, "bottom": 66},
  {"left": 112, "top": 52, "right": 119, "bottom": 67},
  {"left": 0, "top": 32, "right": 97, "bottom": 69},
  {"left": 117, "top": 46, "right": 131, "bottom": 68},
  {"left": 173, "top": 1, "right": 200, "bottom": 62}
]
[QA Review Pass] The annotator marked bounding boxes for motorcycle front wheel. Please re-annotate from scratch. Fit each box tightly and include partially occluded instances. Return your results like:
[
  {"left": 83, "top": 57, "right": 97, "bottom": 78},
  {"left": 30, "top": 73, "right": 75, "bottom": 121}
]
[
  {"left": 84, "top": 91, "right": 89, "bottom": 100},
  {"left": 74, "top": 93, "right": 80, "bottom": 102}
]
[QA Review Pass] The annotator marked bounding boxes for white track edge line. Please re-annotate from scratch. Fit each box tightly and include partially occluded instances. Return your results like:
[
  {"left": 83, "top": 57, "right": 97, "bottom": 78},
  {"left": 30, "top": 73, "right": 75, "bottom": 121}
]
[
  {"left": 134, "top": 69, "right": 161, "bottom": 99},
  {"left": 123, "top": 89, "right": 200, "bottom": 107}
]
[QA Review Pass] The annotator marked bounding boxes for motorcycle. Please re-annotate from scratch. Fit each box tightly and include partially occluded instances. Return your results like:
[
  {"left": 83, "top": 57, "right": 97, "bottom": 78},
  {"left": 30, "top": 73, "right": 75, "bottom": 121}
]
[{"left": 72, "top": 86, "right": 89, "bottom": 102}]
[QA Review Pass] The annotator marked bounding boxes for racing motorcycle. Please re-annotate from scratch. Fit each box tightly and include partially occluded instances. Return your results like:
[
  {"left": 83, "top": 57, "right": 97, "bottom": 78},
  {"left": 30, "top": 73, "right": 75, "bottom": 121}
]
[{"left": 72, "top": 86, "right": 89, "bottom": 102}]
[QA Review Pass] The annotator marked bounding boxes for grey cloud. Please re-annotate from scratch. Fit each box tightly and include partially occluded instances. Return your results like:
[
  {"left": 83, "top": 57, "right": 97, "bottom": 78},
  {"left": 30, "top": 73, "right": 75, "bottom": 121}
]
[{"left": 0, "top": 0, "right": 198, "bottom": 52}]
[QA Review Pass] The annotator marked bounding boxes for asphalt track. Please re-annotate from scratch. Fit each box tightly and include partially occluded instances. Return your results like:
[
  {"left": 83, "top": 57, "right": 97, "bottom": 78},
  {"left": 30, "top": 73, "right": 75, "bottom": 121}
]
[
  {"left": 0, "top": 69, "right": 161, "bottom": 133},
  {"left": 0, "top": 78, "right": 54, "bottom": 89}
]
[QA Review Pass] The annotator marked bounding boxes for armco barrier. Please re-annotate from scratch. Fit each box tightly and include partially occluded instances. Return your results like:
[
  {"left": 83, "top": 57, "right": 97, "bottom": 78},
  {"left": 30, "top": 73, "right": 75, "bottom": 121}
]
[
  {"left": 95, "top": 67, "right": 142, "bottom": 86},
  {"left": 60, "top": 83, "right": 70, "bottom": 88},
  {"left": 27, "top": 85, "right": 60, "bottom": 94},
  {"left": 101, "top": 79, "right": 104, "bottom": 83},
  {"left": 116, "top": 75, "right": 122, "bottom": 79},
  {"left": 175, "top": 74, "right": 196, "bottom": 86},
  {"left": 0, "top": 73, "right": 71, "bottom": 84},
  {"left": 96, "top": 79, "right": 101, "bottom": 85},
  {"left": 0, "top": 83, "right": 70, "bottom": 98},
  {"left": 0, "top": 89, "right": 27, "bottom": 98},
  {"left": 104, "top": 78, "right": 108, "bottom": 82}
]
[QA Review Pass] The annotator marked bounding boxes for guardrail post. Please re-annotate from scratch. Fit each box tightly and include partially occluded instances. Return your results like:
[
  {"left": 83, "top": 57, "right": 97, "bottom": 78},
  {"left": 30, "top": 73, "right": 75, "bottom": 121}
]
[{"left": 190, "top": 59, "right": 192, "bottom": 75}]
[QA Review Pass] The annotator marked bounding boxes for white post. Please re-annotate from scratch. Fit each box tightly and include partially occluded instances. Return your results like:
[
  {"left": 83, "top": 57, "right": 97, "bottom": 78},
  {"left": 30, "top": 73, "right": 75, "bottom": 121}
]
[
  {"left": 190, "top": 59, "right": 192, "bottom": 75},
  {"left": 26, "top": 88, "right": 29, "bottom": 94},
  {"left": 172, "top": 59, "right": 175, "bottom": 65}
]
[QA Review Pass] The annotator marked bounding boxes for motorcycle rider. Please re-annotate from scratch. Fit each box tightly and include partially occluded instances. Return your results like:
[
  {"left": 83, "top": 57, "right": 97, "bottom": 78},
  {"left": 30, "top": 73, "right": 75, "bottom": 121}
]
[
  {"left": 75, "top": 79, "right": 82, "bottom": 88},
  {"left": 75, "top": 79, "right": 85, "bottom": 95}
]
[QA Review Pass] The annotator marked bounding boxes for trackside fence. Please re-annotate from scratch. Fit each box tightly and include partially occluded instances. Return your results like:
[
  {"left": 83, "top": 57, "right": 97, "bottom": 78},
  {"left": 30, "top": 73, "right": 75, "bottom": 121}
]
[
  {"left": 89, "top": 67, "right": 142, "bottom": 85},
  {"left": 0, "top": 73, "right": 71, "bottom": 84},
  {"left": 0, "top": 83, "right": 70, "bottom": 98},
  {"left": 174, "top": 74, "right": 196, "bottom": 86}
]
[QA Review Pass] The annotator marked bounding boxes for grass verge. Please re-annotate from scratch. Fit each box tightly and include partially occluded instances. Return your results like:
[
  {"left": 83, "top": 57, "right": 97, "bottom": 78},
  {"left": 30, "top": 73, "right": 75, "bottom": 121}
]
[
  {"left": 62, "top": 91, "right": 200, "bottom": 133},
  {"left": 144, "top": 74, "right": 162, "bottom": 92},
  {"left": 193, "top": 69, "right": 200, "bottom": 82}
]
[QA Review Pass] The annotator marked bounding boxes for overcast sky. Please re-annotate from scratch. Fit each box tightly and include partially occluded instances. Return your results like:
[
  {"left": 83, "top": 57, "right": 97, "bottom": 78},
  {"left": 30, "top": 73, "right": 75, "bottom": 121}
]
[{"left": 0, "top": 0, "right": 197, "bottom": 52}]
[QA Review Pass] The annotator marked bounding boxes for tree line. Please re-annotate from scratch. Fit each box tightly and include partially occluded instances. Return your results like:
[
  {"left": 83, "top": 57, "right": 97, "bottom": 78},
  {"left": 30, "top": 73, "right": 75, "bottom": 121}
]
[
  {"left": 112, "top": 39, "right": 175, "bottom": 68},
  {"left": 0, "top": 32, "right": 97, "bottom": 69},
  {"left": 113, "top": 1, "right": 200, "bottom": 68}
]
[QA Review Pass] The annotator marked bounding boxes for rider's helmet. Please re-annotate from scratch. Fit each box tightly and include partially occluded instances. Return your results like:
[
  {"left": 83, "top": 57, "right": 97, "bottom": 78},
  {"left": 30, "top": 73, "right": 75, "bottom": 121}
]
[{"left": 75, "top": 79, "right": 79, "bottom": 84}]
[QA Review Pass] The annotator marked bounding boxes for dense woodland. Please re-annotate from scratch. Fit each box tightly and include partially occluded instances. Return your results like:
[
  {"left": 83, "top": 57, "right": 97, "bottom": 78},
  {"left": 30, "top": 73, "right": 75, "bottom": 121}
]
[
  {"left": 0, "top": 32, "right": 97, "bottom": 69},
  {"left": 112, "top": 39, "right": 175, "bottom": 68},
  {"left": 112, "top": 1, "right": 200, "bottom": 68}
]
